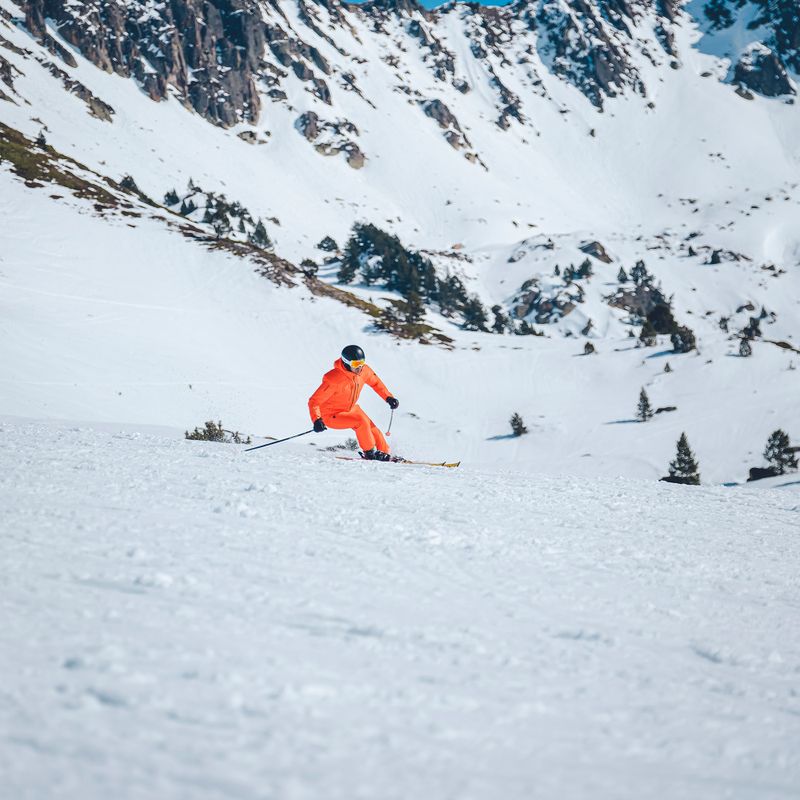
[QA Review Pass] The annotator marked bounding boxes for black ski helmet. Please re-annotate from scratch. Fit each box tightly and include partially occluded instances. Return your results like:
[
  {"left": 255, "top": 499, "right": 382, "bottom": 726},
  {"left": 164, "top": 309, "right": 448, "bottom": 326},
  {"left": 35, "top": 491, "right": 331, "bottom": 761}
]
[{"left": 341, "top": 344, "right": 365, "bottom": 370}]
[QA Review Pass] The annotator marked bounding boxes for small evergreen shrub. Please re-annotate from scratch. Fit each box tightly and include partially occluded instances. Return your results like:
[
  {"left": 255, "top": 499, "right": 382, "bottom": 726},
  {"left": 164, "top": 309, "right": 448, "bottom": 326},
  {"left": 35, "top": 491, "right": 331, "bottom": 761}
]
[
  {"left": 317, "top": 236, "right": 338, "bottom": 252},
  {"left": 510, "top": 413, "right": 528, "bottom": 436},
  {"left": 763, "top": 429, "right": 797, "bottom": 474},
  {"left": 185, "top": 420, "right": 251, "bottom": 444}
]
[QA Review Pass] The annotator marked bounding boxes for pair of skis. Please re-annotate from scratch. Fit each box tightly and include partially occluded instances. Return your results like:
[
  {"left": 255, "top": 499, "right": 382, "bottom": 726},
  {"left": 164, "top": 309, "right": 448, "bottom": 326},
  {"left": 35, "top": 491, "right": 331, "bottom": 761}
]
[{"left": 335, "top": 454, "right": 461, "bottom": 469}]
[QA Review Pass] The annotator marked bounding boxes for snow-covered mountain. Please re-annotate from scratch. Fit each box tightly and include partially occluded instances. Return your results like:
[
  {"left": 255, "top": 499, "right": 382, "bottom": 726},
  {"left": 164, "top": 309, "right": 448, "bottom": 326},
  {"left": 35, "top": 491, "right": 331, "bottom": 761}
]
[
  {"left": 1, "top": 0, "right": 799, "bottom": 482},
  {"left": 2, "top": 3, "right": 799, "bottom": 796}
]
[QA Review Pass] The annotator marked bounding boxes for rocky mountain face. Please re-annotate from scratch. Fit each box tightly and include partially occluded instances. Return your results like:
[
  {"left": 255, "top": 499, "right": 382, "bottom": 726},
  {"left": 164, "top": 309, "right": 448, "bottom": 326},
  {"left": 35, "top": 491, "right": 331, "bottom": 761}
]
[
  {"left": 22, "top": 0, "right": 266, "bottom": 126},
  {"left": 16, "top": 0, "right": 796, "bottom": 138},
  {"left": 703, "top": 0, "right": 799, "bottom": 96}
]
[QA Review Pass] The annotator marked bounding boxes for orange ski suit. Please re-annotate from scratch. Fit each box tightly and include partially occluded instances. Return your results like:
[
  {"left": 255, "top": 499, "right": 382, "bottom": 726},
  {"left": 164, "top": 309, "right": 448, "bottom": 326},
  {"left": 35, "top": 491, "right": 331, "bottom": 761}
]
[{"left": 308, "top": 359, "right": 392, "bottom": 452}]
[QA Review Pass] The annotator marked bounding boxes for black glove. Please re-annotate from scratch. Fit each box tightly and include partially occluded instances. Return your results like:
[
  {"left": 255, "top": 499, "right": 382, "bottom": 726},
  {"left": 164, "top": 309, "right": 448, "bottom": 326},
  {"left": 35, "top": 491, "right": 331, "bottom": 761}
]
[
  {"left": 313, "top": 418, "right": 327, "bottom": 433},
  {"left": 386, "top": 397, "right": 399, "bottom": 410}
]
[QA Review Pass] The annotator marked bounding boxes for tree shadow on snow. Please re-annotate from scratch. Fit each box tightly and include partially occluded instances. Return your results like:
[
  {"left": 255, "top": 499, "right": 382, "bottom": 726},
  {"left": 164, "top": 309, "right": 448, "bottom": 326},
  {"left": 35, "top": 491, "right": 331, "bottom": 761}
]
[
  {"left": 487, "top": 433, "right": 518, "bottom": 441},
  {"left": 645, "top": 349, "right": 673, "bottom": 359},
  {"left": 604, "top": 419, "right": 640, "bottom": 425}
]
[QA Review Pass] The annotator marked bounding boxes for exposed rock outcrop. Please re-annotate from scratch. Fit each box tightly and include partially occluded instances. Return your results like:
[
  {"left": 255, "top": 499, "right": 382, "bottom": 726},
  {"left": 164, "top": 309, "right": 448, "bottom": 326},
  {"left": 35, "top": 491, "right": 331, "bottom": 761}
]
[
  {"left": 580, "top": 241, "right": 613, "bottom": 263},
  {"left": 41, "top": 60, "right": 115, "bottom": 121},
  {"left": 511, "top": 278, "right": 582, "bottom": 324},
  {"left": 296, "top": 111, "right": 365, "bottom": 169},
  {"left": 22, "top": 0, "right": 265, "bottom": 127},
  {"left": 734, "top": 44, "right": 795, "bottom": 97}
]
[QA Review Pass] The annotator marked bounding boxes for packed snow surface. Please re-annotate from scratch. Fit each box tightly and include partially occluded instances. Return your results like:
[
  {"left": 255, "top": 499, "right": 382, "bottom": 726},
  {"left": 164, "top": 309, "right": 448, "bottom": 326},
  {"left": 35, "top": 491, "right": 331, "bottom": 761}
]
[{"left": 1, "top": 419, "right": 798, "bottom": 799}]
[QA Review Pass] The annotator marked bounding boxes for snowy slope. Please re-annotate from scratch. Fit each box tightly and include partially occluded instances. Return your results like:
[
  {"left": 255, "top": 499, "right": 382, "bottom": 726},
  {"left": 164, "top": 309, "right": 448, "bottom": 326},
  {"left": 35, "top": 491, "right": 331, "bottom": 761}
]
[
  {"left": 2, "top": 168, "right": 798, "bottom": 484},
  {"left": 1, "top": 418, "right": 799, "bottom": 800}
]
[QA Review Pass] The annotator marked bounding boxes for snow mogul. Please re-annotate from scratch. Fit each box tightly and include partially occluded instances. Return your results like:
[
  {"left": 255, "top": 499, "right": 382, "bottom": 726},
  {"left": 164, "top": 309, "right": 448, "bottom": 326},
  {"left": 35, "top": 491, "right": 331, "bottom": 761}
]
[{"left": 308, "top": 345, "right": 399, "bottom": 461}]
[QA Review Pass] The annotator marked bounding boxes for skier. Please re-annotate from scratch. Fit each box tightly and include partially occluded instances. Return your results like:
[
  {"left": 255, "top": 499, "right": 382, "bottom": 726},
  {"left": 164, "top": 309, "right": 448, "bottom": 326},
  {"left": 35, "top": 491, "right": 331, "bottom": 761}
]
[{"left": 308, "top": 345, "right": 399, "bottom": 461}]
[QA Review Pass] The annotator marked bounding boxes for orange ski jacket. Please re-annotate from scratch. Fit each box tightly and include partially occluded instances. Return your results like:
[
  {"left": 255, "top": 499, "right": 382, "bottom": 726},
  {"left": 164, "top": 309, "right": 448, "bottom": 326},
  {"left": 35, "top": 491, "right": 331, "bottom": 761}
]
[{"left": 308, "top": 359, "right": 391, "bottom": 422}]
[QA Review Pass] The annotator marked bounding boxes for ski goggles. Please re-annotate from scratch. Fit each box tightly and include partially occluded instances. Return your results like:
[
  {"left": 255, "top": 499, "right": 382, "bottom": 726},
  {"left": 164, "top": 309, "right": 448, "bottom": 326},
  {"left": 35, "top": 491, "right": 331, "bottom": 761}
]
[{"left": 344, "top": 357, "right": 366, "bottom": 369}]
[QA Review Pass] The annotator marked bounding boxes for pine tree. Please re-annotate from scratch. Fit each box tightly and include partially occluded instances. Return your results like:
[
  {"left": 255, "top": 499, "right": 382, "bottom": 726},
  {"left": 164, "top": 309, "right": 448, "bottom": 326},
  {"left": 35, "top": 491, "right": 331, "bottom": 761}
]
[
  {"left": 743, "top": 317, "right": 761, "bottom": 340},
  {"left": 667, "top": 433, "right": 700, "bottom": 485},
  {"left": 36, "top": 130, "right": 47, "bottom": 148},
  {"left": 577, "top": 258, "right": 593, "bottom": 279},
  {"left": 212, "top": 212, "right": 231, "bottom": 239},
  {"left": 763, "top": 429, "right": 797, "bottom": 474},
  {"left": 510, "top": 413, "right": 528, "bottom": 437},
  {"left": 164, "top": 188, "right": 179, "bottom": 206},
  {"left": 461, "top": 297, "right": 488, "bottom": 331},
  {"left": 337, "top": 258, "right": 358, "bottom": 284},
  {"left": 636, "top": 388, "right": 653, "bottom": 422},
  {"left": 617, "top": 267, "right": 628, "bottom": 283},
  {"left": 401, "top": 291, "right": 426, "bottom": 326},
  {"left": 647, "top": 302, "right": 677, "bottom": 335},
  {"left": 739, "top": 338, "right": 752, "bottom": 357},
  {"left": 436, "top": 274, "right": 468, "bottom": 317},
  {"left": 249, "top": 219, "right": 271, "bottom": 249},
  {"left": 664, "top": 362, "right": 672, "bottom": 373},
  {"left": 639, "top": 320, "right": 657, "bottom": 347},
  {"left": 120, "top": 175, "right": 139, "bottom": 193},
  {"left": 631, "top": 260, "right": 649, "bottom": 286},
  {"left": 670, "top": 326, "right": 696, "bottom": 353},
  {"left": 491, "top": 305, "right": 509, "bottom": 334}
]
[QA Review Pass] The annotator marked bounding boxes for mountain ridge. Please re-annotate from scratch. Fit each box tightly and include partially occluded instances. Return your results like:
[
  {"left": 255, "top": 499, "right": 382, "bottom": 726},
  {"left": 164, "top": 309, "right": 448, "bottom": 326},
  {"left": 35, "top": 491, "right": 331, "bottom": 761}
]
[{"left": 15, "top": 0, "right": 797, "bottom": 132}]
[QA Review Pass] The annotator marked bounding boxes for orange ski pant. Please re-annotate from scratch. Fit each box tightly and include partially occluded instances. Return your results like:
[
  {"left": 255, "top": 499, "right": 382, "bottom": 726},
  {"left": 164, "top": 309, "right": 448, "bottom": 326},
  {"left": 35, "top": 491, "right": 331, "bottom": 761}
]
[{"left": 324, "top": 405, "right": 389, "bottom": 453}]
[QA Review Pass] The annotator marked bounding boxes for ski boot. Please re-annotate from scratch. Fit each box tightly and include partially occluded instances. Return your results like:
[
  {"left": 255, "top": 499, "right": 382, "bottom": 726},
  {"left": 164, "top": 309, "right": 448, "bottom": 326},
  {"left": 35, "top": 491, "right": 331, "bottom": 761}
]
[{"left": 362, "top": 448, "right": 391, "bottom": 461}]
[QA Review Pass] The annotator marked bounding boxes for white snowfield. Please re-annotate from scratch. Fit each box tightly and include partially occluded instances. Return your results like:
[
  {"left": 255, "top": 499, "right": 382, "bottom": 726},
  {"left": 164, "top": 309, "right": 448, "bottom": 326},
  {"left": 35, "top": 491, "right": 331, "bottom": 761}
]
[{"left": 1, "top": 418, "right": 798, "bottom": 800}]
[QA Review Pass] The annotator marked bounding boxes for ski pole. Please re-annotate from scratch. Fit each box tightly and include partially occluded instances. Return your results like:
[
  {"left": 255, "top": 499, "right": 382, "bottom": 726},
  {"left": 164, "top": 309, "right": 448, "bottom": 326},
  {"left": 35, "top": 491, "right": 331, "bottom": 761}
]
[
  {"left": 244, "top": 429, "right": 314, "bottom": 452},
  {"left": 385, "top": 407, "right": 394, "bottom": 437}
]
